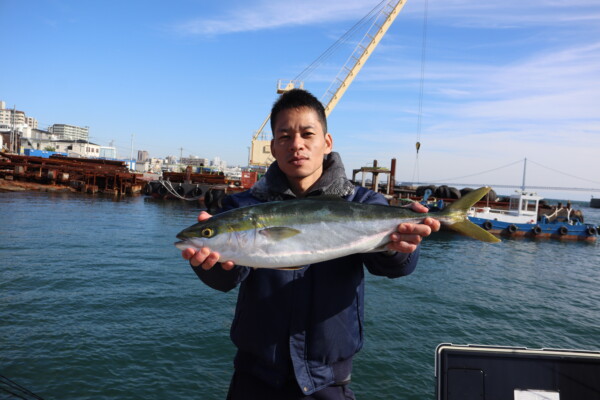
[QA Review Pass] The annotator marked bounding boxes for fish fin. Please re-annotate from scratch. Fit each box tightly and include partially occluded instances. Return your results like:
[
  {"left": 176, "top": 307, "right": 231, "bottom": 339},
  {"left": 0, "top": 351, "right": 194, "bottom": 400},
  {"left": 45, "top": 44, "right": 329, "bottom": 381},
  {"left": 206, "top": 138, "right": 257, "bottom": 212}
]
[
  {"left": 442, "top": 187, "right": 500, "bottom": 243},
  {"left": 448, "top": 219, "right": 501, "bottom": 243},
  {"left": 445, "top": 186, "right": 491, "bottom": 212},
  {"left": 258, "top": 227, "right": 301, "bottom": 241}
]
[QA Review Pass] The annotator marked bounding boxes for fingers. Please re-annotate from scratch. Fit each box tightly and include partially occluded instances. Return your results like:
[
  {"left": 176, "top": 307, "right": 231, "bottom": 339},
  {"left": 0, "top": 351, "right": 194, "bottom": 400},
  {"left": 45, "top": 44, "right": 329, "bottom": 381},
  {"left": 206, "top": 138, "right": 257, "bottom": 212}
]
[
  {"left": 183, "top": 212, "right": 233, "bottom": 270},
  {"left": 197, "top": 211, "right": 212, "bottom": 222},
  {"left": 181, "top": 247, "right": 234, "bottom": 271},
  {"left": 407, "top": 202, "right": 429, "bottom": 213},
  {"left": 423, "top": 217, "right": 441, "bottom": 232},
  {"left": 388, "top": 220, "right": 439, "bottom": 253},
  {"left": 221, "top": 261, "right": 235, "bottom": 271}
]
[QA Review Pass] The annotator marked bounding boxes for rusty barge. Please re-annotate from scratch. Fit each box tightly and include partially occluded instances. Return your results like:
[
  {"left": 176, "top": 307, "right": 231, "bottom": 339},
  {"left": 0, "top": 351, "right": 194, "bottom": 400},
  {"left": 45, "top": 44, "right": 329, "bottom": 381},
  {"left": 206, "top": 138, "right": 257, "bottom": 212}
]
[{"left": 0, "top": 152, "right": 146, "bottom": 195}]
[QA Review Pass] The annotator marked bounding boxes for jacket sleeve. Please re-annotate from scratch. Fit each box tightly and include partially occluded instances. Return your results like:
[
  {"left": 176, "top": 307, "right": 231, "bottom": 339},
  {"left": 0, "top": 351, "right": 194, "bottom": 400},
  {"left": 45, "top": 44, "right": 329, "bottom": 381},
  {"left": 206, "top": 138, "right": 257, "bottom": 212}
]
[
  {"left": 349, "top": 186, "right": 421, "bottom": 278},
  {"left": 362, "top": 247, "right": 420, "bottom": 278},
  {"left": 188, "top": 192, "right": 251, "bottom": 292},
  {"left": 191, "top": 263, "right": 250, "bottom": 293}
]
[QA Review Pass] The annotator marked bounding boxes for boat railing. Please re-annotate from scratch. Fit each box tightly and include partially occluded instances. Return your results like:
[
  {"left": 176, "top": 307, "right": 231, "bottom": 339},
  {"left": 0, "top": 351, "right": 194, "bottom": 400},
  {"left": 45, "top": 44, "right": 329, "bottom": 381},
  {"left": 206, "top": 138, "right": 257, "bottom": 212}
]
[{"left": 470, "top": 206, "right": 534, "bottom": 217}]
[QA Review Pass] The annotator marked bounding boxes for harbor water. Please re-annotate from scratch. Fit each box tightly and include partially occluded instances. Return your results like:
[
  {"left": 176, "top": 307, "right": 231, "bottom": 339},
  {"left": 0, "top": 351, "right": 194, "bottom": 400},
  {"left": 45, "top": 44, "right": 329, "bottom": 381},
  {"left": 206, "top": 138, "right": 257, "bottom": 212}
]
[{"left": 2, "top": 192, "right": 600, "bottom": 399}]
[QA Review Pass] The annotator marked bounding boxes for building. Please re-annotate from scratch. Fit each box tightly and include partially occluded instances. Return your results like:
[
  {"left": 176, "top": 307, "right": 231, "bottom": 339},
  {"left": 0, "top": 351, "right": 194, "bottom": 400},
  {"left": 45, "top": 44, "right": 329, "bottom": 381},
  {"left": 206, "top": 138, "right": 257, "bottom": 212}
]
[
  {"left": 48, "top": 124, "right": 89, "bottom": 141},
  {"left": 134, "top": 157, "right": 163, "bottom": 174},
  {"left": 100, "top": 146, "right": 117, "bottom": 159},
  {"left": 55, "top": 140, "right": 100, "bottom": 158},
  {"left": 0, "top": 108, "right": 25, "bottom": 126},
  {"left": 20, "top": 131, "right": 100, "bottom": 158},
  {"left": 212, "top": 156, "right": 227, "bottom": 171},
  {"left": 0, "top": 101, "right": 38, "bottom": 134},
  {"left": 137, "top": 150, "right": 150, "bottom": 163},
  {"left": 181, "top": 156, "right": 209, "bottom": 167}
]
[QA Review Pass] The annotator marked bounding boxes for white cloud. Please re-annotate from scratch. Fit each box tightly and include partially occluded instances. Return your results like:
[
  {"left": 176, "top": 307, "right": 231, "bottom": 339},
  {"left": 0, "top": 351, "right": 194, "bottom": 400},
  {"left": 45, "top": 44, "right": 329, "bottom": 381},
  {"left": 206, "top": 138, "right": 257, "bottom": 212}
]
[
  {"left": 173, "top": 0, "right": 380, "bottom": 36},
  {"left": 422, "top": 0, "right": 600, "bottom": 28},
  {"left": 172, "top": 0, "right": 600, "bottom": 36}
]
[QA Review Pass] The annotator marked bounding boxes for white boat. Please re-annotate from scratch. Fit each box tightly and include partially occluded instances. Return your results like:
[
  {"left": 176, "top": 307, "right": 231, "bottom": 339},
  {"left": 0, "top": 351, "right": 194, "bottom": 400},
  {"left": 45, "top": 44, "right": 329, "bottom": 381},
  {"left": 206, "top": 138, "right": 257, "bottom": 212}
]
[{"left": 467, "top": 190, "right": 598, "bottom": 241}]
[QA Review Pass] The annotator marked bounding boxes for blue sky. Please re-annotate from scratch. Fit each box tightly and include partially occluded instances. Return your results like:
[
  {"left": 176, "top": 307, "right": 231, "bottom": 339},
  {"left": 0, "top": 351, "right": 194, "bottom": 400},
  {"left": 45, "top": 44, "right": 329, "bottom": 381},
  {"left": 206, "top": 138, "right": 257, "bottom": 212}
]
[{"left": 2, "top": 0, "right": 599, "bottom": 200}]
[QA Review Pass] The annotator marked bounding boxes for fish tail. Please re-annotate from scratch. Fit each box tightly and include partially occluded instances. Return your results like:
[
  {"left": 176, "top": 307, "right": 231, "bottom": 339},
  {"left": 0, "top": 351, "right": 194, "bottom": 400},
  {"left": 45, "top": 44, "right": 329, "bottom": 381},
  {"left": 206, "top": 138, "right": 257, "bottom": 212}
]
[{"left": 443, "top": 187, "right": 500, "bottom": 243}]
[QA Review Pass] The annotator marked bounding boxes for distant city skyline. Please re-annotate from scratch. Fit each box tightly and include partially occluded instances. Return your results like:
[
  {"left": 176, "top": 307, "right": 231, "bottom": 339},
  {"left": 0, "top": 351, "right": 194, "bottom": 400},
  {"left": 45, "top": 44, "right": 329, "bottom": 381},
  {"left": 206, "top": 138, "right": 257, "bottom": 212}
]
[{"left": 2, "top": 0, "right": 599, "bottom": 200}]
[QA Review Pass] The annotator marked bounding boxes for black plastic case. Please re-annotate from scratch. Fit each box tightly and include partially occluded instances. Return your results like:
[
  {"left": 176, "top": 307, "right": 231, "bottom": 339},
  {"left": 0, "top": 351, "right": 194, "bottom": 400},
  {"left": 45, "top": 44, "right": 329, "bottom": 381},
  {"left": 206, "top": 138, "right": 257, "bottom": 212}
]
[{"left": 436, "top": 344, "right": 600, "bottom": 400}]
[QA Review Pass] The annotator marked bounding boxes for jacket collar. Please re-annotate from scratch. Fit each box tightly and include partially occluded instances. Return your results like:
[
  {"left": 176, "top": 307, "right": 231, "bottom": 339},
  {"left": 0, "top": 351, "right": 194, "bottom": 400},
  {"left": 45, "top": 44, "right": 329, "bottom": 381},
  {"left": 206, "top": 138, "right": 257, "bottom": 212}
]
[{"left": 250, "top": 152, "right": 355, "bottom": 201}]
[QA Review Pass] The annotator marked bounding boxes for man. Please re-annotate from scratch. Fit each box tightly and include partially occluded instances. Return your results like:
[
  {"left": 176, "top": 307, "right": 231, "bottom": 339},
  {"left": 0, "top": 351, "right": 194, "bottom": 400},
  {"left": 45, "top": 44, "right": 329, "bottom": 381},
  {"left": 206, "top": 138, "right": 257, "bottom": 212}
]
[{"left": 182, "top": 89, "right": 439, "bottom": 399}]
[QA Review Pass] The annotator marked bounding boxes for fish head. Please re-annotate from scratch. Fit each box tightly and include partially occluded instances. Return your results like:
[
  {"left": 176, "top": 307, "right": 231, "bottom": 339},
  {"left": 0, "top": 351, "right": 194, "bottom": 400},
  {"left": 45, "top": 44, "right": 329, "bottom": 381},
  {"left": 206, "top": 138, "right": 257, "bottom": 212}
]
[
  {"left": 174, "top": 218, "right": 229, "bottom": 251},
  {"left": 174, "top": 211, "right": 258, "bottom": 253}
]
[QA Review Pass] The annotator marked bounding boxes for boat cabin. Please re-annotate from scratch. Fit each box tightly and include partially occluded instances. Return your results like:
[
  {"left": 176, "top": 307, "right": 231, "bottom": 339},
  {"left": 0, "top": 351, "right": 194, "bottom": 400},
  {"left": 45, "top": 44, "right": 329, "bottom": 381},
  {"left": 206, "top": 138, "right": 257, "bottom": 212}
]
[
  {"left": 468, "top": 191, "right": 542, "bottom": 225},
  {"left": 508, "top": 191, "right": 542, "bottom": 218}
]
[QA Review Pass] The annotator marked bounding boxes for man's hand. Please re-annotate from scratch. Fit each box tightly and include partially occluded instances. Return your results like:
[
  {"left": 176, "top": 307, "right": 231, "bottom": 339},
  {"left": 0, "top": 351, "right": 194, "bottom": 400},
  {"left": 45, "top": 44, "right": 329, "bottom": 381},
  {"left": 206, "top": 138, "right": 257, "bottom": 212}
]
[
  {"left": 181, "top": 211, "right": 236, "bottom": 271},
  {"left": 388, "top": 202, "right": 441, "bottom": 254}
]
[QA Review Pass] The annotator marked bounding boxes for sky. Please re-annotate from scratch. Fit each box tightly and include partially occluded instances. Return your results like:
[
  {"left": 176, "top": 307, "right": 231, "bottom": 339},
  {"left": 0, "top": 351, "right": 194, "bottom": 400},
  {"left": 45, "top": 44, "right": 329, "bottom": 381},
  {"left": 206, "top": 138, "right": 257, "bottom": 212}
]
[{"left": 1, "top": 0, "right": 599, "bottom": 201}]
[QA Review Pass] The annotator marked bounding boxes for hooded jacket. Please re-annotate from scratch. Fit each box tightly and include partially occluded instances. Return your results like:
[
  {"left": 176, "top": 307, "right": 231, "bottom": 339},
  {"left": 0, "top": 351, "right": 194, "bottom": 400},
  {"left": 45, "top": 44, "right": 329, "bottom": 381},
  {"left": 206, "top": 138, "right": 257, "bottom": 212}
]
[{"left": 192, "top": 152, "right": 420, "bottom": 395}]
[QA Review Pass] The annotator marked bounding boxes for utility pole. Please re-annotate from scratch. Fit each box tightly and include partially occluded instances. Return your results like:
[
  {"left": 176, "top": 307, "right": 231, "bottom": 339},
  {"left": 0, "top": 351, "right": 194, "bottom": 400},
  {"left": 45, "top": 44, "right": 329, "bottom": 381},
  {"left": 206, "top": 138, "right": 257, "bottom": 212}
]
[
  {"left": 10, "top": 105, "right": 15, "bottom": 153},
  {"left": 129, "top": 134, "right": 134, "bottom": 170}
]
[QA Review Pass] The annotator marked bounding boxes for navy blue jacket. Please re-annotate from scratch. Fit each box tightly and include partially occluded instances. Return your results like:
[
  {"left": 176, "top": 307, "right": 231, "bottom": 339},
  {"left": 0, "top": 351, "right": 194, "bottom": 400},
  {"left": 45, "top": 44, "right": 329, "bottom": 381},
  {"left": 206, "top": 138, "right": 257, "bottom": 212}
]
[{"left": 191, "top": 153, "right": 420, "bottom": 395}]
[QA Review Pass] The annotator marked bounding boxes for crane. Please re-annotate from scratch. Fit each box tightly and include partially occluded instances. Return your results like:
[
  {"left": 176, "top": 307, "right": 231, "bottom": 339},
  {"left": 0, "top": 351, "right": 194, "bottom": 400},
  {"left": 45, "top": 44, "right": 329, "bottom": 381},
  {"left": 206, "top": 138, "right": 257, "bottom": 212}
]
[{"left": 249, "top": 0, "right": 408, "bottom": 167}]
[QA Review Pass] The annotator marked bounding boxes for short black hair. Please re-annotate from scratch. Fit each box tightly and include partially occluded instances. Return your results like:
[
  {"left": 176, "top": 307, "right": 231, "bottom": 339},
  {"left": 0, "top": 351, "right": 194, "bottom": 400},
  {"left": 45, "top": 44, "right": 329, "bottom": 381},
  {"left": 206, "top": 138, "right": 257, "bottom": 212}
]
[{"left": 270, "top": 88, "right": 328, "bottom": 135}]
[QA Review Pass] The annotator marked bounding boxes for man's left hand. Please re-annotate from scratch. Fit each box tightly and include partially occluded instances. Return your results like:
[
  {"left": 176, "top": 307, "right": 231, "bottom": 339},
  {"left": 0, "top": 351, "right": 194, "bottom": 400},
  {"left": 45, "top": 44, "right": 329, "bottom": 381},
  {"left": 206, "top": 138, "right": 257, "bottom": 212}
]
[{"left": 388, "top": 202, "right": 440, "bottom": 253}]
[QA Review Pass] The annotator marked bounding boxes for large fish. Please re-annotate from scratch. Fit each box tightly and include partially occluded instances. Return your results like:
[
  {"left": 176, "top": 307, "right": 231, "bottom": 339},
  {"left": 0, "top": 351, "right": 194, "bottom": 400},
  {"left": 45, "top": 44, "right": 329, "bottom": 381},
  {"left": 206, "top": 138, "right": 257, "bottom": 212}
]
[{"left": 175, "top": 186, "right": 499, "bottom": 269}]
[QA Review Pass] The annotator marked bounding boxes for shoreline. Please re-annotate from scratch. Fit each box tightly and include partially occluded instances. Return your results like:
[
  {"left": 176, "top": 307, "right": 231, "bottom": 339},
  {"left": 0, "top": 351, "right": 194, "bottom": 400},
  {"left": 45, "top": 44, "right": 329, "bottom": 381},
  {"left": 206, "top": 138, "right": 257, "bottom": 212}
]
[{"left": 0, "top": 178, "right": 75, "bottom": 193}]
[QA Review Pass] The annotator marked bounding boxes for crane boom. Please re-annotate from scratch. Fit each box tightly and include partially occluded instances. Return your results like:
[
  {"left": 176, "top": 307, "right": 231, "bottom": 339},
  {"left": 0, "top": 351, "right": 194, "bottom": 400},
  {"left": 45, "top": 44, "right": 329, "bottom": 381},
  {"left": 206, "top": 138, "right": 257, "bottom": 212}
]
[
  {"left": 322, "top": 0, "right": 407, "bottom": 116},
  {"left": 249, "top": 0, "right": 407, "bottom": 167}
]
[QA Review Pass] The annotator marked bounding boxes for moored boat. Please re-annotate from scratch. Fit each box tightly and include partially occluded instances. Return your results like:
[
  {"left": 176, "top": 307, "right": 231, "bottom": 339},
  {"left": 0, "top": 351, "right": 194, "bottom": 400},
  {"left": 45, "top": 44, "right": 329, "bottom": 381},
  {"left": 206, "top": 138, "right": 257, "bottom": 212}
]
[{"left": 468, "top": 191, "right": 598, "bottom": 242}]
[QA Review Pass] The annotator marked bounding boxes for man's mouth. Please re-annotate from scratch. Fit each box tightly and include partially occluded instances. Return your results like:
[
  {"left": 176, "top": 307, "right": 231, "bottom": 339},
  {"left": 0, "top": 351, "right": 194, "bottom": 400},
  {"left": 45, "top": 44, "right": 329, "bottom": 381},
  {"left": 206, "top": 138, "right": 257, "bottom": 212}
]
[{"left": 289, "top": 155, "right": 308, "bottom": 166}]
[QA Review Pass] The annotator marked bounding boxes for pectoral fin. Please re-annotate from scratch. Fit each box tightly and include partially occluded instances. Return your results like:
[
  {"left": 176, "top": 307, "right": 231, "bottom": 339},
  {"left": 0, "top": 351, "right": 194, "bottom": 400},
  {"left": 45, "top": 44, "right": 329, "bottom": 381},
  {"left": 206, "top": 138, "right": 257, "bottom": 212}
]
[{"left": 258, "top": 227, "right": 301, "bottom": 241}]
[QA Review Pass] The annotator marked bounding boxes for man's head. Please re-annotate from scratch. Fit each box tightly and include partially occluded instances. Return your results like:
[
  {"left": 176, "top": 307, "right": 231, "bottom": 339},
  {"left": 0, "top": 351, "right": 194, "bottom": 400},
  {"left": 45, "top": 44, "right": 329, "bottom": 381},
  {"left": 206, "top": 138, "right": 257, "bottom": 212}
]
[
  {"left": 270, "top": 89, "right": 327, "bottom": 135},
  {"left": 269, "top": 89, "right": 333, "bottom": 196}
]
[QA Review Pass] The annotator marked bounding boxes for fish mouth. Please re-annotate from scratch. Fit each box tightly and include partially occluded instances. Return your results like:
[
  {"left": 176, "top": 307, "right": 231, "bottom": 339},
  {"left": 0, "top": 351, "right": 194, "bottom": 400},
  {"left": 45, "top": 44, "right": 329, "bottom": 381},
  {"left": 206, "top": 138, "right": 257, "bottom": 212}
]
[{"left": 174, "top": 240, "right": 188, "bottom": 250}]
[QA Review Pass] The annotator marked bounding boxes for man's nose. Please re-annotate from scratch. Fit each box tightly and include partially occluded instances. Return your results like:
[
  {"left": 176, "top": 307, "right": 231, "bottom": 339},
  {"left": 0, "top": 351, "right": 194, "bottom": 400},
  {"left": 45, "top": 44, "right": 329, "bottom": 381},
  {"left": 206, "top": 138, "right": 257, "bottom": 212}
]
[{"left": 290, "top": 134, "right": 305, "bottom": 150}]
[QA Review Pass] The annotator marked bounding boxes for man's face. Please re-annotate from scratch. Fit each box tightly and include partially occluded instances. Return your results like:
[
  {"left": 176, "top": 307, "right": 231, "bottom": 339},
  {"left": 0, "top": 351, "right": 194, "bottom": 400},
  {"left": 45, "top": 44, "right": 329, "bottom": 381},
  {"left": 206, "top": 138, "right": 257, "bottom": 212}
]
[{"left": 271, "top": 107, "right": 333, "bottom": 192}]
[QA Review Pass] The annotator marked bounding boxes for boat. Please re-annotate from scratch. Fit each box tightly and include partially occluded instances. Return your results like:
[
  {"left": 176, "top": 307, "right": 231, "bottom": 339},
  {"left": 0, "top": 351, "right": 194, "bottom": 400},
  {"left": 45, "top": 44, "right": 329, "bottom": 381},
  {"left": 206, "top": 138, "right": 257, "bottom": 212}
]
[
  {"left": 467, "top": 190, "right": 598, "bottom": 242},
  {"left": 143, "top": 167, "right": 261, "bottom": 213}
]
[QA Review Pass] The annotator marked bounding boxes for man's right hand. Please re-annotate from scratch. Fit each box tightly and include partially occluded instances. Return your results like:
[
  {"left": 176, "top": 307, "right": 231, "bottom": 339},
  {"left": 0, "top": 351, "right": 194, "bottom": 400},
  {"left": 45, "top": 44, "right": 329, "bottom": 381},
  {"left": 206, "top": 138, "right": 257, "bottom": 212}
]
[{"left": 181, "top": 211, "right": 236, "bottom": 271}]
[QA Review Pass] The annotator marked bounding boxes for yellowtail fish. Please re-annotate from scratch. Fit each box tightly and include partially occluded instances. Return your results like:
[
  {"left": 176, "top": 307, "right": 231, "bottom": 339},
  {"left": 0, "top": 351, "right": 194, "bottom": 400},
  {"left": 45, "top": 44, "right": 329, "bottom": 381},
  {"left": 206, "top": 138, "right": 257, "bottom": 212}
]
[{"left": 175, "top": 186, "right": 499, "bottom": 269}]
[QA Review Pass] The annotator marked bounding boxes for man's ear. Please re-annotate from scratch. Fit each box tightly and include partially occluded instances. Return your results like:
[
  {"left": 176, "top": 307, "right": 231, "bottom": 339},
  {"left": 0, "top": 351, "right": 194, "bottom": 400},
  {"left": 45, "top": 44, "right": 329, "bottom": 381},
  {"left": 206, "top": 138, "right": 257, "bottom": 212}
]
[{"left": 324, "top": 133, "right": 333, "bottom": 154}]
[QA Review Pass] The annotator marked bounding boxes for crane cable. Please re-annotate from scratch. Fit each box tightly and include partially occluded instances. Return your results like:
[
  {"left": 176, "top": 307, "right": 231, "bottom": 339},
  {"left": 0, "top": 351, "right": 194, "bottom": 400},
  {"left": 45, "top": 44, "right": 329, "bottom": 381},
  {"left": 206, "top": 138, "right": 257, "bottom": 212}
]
[
  {"left": 412, "top": 0, "right": 429, "bottom": 183},
  {"left": 293, "top": 0, "right": 389, "bottom": 83}
]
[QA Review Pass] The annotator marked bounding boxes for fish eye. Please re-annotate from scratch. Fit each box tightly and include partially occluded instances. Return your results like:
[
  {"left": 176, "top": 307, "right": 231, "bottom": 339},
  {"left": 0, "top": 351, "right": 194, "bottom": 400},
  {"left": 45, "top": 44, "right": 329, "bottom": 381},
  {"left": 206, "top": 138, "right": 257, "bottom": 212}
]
[{"left": 201, "top": 228, "right": 214, "bottom": 238}]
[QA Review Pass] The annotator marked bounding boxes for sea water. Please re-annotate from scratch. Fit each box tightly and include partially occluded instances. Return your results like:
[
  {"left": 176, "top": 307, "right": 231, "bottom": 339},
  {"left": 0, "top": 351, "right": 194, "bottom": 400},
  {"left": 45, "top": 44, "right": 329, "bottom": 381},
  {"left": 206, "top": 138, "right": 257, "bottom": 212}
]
[{"left": 1, "top": 192, "right": 599, "bottom": 399}]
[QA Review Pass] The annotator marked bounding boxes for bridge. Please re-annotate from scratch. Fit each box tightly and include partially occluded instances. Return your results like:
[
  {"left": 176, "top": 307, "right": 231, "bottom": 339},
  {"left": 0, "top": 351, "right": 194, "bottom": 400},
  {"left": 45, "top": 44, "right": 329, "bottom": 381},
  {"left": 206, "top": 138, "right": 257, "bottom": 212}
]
[
  {"left": 403, "top": 158, "right": 600, "bottom": 194},
  {"left": 400, "top": 182, "right": 600, "bottom": 193}
]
